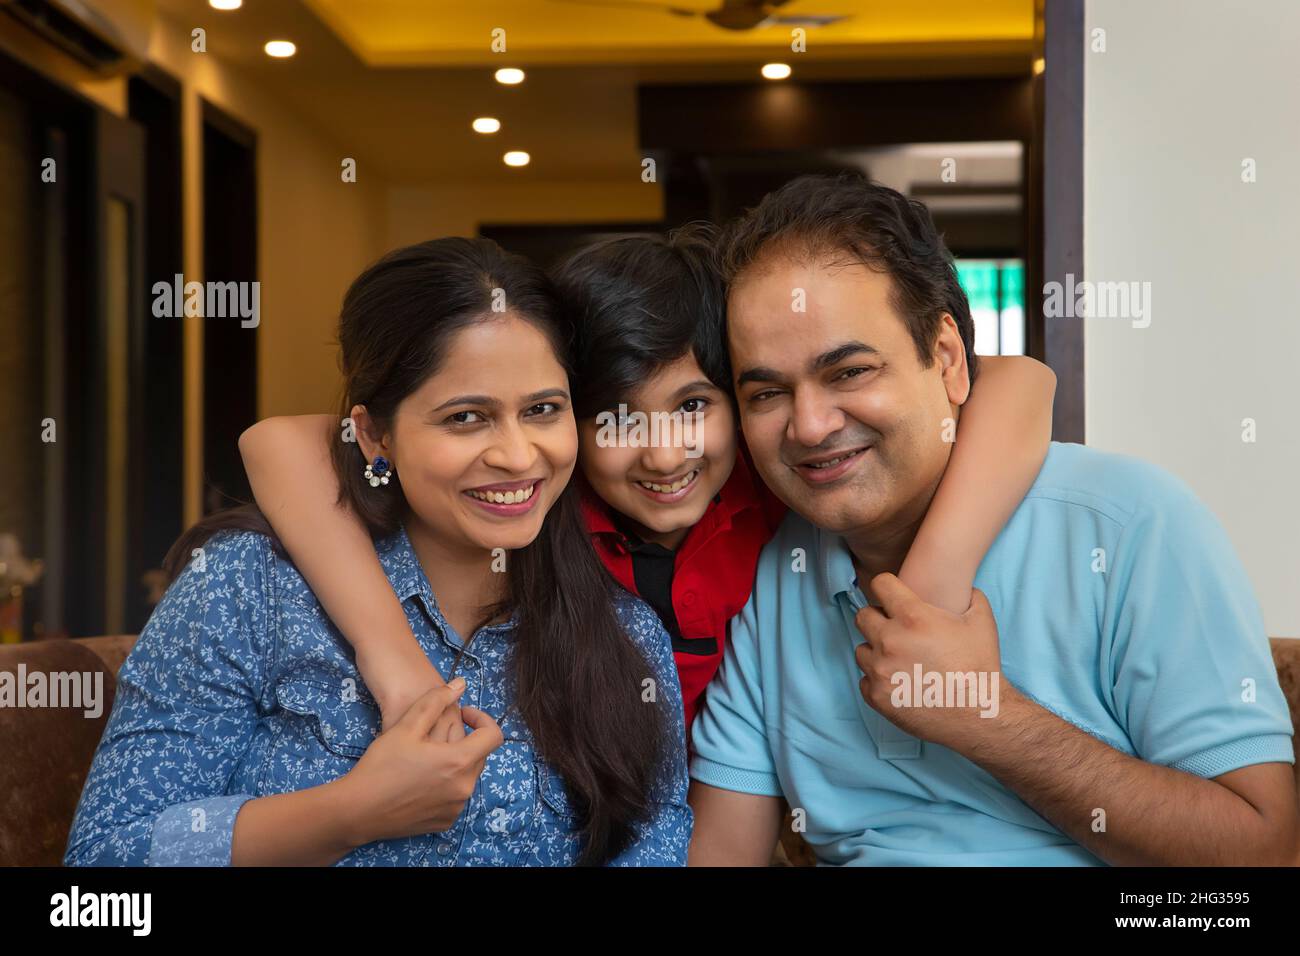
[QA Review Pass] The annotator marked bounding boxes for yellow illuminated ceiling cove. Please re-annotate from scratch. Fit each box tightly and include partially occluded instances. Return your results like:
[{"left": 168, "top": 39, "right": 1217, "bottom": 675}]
[{"left": 303, "top": 0, "right": 1035, "bottom": 66}]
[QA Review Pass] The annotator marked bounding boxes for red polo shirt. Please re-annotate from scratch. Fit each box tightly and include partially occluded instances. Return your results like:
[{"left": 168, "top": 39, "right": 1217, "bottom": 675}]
[{"left": 580, "top": 445, "right": 786, "bottom": 736}]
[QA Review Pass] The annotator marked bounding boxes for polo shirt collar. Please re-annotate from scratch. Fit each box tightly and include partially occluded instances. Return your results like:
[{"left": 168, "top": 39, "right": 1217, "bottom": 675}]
[{"left": 815, "top": 526, "right": 866, "bottom": 609}]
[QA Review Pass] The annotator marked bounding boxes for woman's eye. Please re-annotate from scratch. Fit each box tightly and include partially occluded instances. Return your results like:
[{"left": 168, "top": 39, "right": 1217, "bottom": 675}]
[
  {"left": 525, "top": 402, "right": 562, "bottom": 417},
  {"left": 446, "top": 410, "right": 485, "bottom": 426}
]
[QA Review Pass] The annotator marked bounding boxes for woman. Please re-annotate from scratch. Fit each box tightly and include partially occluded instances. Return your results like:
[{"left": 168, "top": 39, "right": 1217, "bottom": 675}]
[
  {"left": 238, "top": 226, "right": 1056, "bottom": 735},
  {"left": 64, "top": 237, "right": 689, "bottom": 867}
]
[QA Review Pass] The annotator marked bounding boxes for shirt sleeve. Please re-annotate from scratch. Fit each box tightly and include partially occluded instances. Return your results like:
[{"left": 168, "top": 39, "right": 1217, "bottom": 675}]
[
  {"left": 63, "top": 532, "right": 271, "bottom": 867},
  {"left": 1106, "top": 475, "right": 1295, "bottom": 779},
  {"left": 688, "top": 587, "right": 783, "bottom": 797},
  {"left": 606, "top": 597, "right": 693, "bottom": 867}
]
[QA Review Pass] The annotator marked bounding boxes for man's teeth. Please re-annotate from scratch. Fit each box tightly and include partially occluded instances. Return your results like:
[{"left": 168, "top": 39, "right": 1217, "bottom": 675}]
[
  {"left": 807, "top": 451, "right": 860, "bottom": 469},
  {"left": 468, "top": 483, "right": 536, "bottom": 504},
  {"left": 638, "top": 469, "right": 699, "bottom": 494}
]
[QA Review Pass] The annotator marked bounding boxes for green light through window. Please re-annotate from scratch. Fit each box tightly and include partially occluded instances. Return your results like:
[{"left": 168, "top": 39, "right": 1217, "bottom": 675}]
[{"left": 955, "top": 259, "right": 1025, "bottom": 355}]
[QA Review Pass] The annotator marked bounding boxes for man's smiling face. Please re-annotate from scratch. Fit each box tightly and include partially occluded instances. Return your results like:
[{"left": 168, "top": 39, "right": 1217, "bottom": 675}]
[{"left": 728, "top": 250, "right": 971, "bottom": 541}]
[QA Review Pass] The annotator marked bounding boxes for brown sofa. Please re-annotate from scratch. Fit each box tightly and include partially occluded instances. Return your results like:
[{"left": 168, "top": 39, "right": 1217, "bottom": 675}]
[
  {"left": 2, "top": 635, "right": 1298, "bottom": 867},
  {"left": 0, "top": 635, "right": 136, "bottom": 866}
]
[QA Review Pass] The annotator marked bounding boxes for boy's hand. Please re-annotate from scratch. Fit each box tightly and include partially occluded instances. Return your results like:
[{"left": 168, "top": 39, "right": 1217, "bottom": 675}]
[{"left": 354, "top": 638, "right": 462, "bottom": 739}]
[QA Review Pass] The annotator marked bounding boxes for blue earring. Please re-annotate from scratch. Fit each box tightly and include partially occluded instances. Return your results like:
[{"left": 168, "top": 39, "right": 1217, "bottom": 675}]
[{"left": 364, "top": 456, "right": 393, "bottom": 488}]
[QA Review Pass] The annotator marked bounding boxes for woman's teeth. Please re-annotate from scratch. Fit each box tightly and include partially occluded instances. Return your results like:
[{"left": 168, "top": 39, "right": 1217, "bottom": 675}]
[
  {"left": 468, "top": 483, "right": 536, "bottom": 504},
  {"left": 638, "top": 469, "right": 699, "bottom": 494}
]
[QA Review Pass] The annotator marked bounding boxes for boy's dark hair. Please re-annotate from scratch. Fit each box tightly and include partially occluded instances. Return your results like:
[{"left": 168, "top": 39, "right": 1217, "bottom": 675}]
[
  {"left": 552, "top": 223, "right": 731, "bottom": 418},
  {"left": 721, "top": 172, "right": 979, "bottom": 381}
]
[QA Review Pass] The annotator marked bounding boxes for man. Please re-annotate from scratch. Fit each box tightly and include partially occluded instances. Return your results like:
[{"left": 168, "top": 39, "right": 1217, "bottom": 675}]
[{"left": 687, "top": 174, "right": 1299, "bottom": 865}]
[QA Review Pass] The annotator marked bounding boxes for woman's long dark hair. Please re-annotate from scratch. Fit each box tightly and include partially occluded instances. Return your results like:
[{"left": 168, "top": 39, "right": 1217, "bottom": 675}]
[{"left": 164, "top": 237, "right": 668, "bottom": 865}]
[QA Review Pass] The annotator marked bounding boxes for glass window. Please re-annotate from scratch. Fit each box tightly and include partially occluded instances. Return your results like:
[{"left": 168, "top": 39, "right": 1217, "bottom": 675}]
[{"left": 956, "top": 259, "right": 1025, "bottom": 356}]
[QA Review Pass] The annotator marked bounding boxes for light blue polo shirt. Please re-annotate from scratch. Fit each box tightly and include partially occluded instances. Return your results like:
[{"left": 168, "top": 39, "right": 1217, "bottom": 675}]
[{"left": 690, "top": 442, "right": 1295, "bottom": 866}]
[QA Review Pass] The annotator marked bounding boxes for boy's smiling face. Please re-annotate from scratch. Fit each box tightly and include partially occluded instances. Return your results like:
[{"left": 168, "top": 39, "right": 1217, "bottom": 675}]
[{"left": 578, "top": 354, "right": 737, "bottom": 550}]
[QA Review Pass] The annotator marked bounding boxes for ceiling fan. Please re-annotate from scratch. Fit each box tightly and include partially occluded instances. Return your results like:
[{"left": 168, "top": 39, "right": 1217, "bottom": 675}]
[{"left": 548, "top": 0, "right": 851, "bottom": 32}]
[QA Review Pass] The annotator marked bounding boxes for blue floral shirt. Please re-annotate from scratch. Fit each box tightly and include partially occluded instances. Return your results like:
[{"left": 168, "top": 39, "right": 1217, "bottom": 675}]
[{"left": 64, "top": 527, "right": 691, "bottom": 866}]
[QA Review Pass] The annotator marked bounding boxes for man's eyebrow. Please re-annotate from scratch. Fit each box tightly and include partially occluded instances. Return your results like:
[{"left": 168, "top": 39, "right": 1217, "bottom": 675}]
[
  {"left": 736, "top": 341, "right": 880, "bottom": 389},
  {"left": 813, "top": 341, "right": 879, "bottom": 372},
  {"left": 736, "top": 366, "right": 783, "bottom": 388}
]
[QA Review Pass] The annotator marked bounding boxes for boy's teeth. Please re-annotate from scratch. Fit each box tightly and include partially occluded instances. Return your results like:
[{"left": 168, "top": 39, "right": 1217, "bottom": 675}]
[
  {"left": 469, "top": 483, "right": 535, "bottom": 504},
  {"left": 639, "top": 469, "right": 698, "bottom": 494}
]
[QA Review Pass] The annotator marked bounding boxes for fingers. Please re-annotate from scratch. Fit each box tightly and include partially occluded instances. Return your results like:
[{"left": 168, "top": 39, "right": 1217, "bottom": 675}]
[
  {"left": 445, "top": 709, "right": 468, "bottom": 742},
  {"left": 431, "top": 701, "right": 463, "bottom": 742},
  {"left": 853, "top": 604, "right": 880, "bottom": 670},
  {"left": 869, "top": 572, "right": 923, "bottom": 621},
  {"left": 459, "top": 705, "right": 494, "bottom": 729},
  {"left": 400, "top": 678, "right": 465, "bottom": 737},
  {"left": 456, "top": 706, "right": 505, "bottom": 761},
  {"left": 854, "top": 604, "right": 887, "bottom": 644}
]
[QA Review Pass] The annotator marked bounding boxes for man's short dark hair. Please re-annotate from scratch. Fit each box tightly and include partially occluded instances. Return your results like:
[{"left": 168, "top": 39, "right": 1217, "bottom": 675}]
[{"left": 721, "top": 173, "right": 979, "bottom": 381}]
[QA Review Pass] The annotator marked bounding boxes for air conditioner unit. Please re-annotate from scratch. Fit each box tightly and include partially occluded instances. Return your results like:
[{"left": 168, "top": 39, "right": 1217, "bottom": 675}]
[{"left": 0, "top": 0, "right": 154, "bottom": 75}]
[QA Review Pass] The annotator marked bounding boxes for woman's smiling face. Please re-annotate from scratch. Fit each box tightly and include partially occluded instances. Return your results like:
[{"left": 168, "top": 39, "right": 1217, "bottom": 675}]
[
  {"left": 355, "top": 313, "right": 578, "bottom": 555},
  {"left": 577, "top": 354, "right": 737, "bottom": 550}
]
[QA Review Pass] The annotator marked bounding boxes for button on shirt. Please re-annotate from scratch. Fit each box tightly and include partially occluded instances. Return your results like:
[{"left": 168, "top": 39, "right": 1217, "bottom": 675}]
[
  {"left": 65, "top": 527, "right": 691, "bottom": 867},
  {"left": 690, "top": 443, "right": 1295, "bottom": 865}
]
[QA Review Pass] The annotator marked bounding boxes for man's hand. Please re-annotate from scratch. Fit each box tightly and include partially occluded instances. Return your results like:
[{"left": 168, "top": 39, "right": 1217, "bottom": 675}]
[
  {"left": 854, "top": 572, "right": 1022, "bottom": 751},
  {"left": 854, "top": 580, "right": 1300, "bottom": 866}
]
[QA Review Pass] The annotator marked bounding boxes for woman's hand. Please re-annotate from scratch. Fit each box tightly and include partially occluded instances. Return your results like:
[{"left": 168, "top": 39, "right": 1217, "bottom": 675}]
[
  {"left": 337, "top": 679, "right": 504, "bottom": 846},
  {"left": 354, "top": 635, "right": 463, "bottom": 738}
]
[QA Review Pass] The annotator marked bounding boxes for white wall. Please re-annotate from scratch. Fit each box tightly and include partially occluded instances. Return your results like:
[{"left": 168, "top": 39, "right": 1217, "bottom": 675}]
[{"left": 1083, "top": 0, "right": 1300, "bottom": 636}]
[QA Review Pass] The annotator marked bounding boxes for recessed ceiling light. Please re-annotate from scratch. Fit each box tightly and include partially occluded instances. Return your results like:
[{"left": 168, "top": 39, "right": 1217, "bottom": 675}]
[
  {"left": 209, "top": 0, "right": 242, "bottom": 10},
  {"left": 264, "top": 40, "right": 296, "bottom": 58},
  {"left": 503, "top": 151, "right": 530, "bottom": 167},
  {"left": 472, "top": 117, "right": 501, "bottom": 134},
  {"left": 761, "top": 63, "right": 792, "bottom": 80},
  {"left": 1033, "top": 57, "right": 1046, "bottom": 75},
  {"left": 495, "top": 68, "right": 525, "bottom": 85}
]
